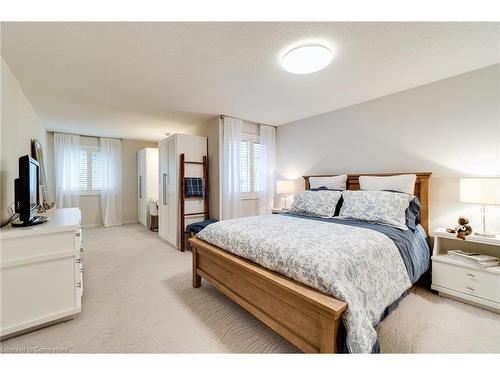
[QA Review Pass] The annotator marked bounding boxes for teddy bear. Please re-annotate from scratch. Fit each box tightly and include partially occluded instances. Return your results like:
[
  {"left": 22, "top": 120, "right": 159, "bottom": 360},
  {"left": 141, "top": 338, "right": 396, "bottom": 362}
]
[{"left": 446, "top": 216, "right": 473, "bottom": 240}]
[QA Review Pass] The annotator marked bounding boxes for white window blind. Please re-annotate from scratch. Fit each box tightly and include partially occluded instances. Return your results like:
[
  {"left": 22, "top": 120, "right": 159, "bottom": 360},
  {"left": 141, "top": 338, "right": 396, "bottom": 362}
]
[
  {"left": 91, "top": 151, "right": 103, "bottom": 191},
  {"left": 240, "top": 140, "right": 251, "bottom": 193},
  {"left": 79, "top": 150, "right": 88, "bottom": 191},
  {"left": 240, "top": 136, "right": 264, "bottom": 196},
  {"left": 78, "top": 146, "right": 103, "bottom": 194}
]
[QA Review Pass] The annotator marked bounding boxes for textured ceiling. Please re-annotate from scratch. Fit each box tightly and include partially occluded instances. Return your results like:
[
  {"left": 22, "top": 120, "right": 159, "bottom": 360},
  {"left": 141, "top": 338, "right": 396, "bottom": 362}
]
[{"left": 2, "top": 22, "right": 499, "bottom": 141}]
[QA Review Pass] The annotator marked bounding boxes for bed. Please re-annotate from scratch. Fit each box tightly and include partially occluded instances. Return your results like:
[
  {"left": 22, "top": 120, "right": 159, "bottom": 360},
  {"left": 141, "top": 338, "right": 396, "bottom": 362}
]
[{"left": 188, "top": 172, "right": 431, "bottom": 353}]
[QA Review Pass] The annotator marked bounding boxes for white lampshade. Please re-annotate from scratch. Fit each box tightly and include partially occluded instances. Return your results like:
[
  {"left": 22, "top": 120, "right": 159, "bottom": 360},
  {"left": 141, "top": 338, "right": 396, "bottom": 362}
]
[
  {"left": 460, "top": 178, "right": 500, "bottom": 205},
  {"left": 276, "top": 180, "right": 295, "bottom": 194}
]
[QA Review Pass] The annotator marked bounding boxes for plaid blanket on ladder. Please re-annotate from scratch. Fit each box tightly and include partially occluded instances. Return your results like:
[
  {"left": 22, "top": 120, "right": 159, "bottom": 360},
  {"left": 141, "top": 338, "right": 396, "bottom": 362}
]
[{"left": 184, "top": 177, "right": 204, "bottom": 197}]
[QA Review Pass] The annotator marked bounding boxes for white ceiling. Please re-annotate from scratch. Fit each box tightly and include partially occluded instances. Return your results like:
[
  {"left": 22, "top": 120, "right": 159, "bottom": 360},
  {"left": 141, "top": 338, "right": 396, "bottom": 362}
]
[{"left": 2, "top": 22, "right": 499, "bottom": 141}]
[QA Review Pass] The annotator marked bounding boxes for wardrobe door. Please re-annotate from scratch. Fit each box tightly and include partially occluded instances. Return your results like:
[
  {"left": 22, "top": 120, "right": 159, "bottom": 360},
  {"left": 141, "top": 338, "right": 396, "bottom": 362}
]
[
  {"left": 166, "top": 136, "right": 178, "bottom": 247},
  {"left": 158, "top": 141, "right": 169, "bottom": 241},
  {"left": 137, "top": 150, "right": 147, "bottom": 227}
]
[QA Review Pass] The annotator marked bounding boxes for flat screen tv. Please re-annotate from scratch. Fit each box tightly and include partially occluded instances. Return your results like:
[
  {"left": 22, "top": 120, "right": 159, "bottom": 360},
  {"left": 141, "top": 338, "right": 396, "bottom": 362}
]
[{"left": 14, "top": 155, "right": 48, "bottom": 226}]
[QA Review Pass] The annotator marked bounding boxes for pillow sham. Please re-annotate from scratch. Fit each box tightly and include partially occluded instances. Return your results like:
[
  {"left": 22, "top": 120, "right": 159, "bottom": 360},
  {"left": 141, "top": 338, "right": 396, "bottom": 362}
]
[
  {"left": 309, "top": 175, "right": 347, "bottom": 190},
  {"left": 359, "top": 174, "right": 417, "bottom": 195},
  {"left": 338, "top": 190, "right": 414, "bottom": 230},
  {"left": 290, "top": 190, "right": 343, "bottom": 218},
  {"left": 380, "top": 190, "right": 421, "bottom": 230},
  {"left": 308, "top": 186, "right": 344, "bottom": 216}
]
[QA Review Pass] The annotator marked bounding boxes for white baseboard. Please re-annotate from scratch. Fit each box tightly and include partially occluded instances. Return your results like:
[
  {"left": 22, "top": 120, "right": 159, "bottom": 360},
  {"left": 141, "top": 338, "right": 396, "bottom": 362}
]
[
  {"left": 81, "top": 223, "right": 102, "bottom": 229},
  {"left": 81, "top": 220, "right": 138, "bottom": 229}
]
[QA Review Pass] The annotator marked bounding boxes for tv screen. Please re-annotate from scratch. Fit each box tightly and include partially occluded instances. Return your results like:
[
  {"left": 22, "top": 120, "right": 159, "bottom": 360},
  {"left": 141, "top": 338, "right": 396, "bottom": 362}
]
[
  {"left": 15, "top": 155, "right": 40, "bottom": 223},
  {"left": 29, "top": 161, "right": 38, "bottom": 211}
]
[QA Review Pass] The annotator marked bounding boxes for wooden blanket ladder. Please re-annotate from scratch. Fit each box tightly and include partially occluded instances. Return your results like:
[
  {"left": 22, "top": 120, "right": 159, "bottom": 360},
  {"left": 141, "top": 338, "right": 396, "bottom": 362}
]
[{"left": 179, "top": 153, "right": 209, "bottom": 252}]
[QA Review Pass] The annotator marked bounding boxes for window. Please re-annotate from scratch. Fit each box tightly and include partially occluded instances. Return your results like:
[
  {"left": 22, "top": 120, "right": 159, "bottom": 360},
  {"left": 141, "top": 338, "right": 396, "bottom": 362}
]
[
  {"left": 79, "top": 146, "right": 103, "bottom": 194},
  {"left": 240, "top": 134, "right": 264, "bottom": 197}
]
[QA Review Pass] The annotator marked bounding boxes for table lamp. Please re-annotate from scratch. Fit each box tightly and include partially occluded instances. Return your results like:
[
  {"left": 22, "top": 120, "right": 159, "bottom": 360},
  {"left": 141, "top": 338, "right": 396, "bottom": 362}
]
[
  {"left": 460, "top": 178, "right": 500, "bottom": 237},
  {"left": 276, "top": 180, "right": 295, "bottom": 210}
]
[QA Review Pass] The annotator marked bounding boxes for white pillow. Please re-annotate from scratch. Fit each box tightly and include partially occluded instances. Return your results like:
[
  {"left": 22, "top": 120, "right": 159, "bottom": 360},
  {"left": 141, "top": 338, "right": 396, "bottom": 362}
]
[
  {"left": 309, "top": 175, "right": 347, "bottom": 190},
  {"left": 290, "top": 190, "right": 343, "bottom": 218},
  {"left": 358, "top": 174, "right": 416, "bottom": 194},
  {"left": 338, "top": 190, "right": 413, "bottom": 230}
]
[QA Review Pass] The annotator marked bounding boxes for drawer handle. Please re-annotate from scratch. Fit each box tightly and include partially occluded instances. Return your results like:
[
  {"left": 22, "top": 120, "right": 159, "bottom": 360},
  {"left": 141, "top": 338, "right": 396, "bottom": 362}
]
[
  {"left": 466, "top": 286, "right": 475, "bottom": 292},
  {"left": 76, "top": 282, "right": 82, "bottom": 288},
  {"left": 466, "top": 273, "right": 476, "bottom": 278},
  {"left": 75, "top": 232, "right": 81, "bottom": 238},
  {"left": 76, "top": 258, "right": 83, "bottom": 263}
]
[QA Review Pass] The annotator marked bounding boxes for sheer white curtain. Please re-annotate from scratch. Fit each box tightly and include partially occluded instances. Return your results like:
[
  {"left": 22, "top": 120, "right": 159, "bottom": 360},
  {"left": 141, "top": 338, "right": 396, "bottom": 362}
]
[
  {"left": 54, "top": 133, "right": 80, "bottom": 208},
  {"left": 100, "top": 138, "right": 123, "bottom": 227},
  {"left": 221, "top": 116, "right": 242, "bottom": 219},
  {"left": 258, "top": 125, "right": 276, "bottom": 215}
]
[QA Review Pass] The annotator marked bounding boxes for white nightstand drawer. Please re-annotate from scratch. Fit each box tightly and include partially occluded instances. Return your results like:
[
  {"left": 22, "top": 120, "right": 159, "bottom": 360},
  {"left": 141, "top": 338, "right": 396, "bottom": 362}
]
[{"left": 432, "top": 260, "right": 500, "bottom": 302}]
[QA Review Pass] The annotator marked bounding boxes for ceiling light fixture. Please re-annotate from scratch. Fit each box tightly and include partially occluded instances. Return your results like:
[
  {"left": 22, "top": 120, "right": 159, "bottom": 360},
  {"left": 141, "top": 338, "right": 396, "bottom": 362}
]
[{"left": 281, "top": 44, "right": 333, "bottom": 74}]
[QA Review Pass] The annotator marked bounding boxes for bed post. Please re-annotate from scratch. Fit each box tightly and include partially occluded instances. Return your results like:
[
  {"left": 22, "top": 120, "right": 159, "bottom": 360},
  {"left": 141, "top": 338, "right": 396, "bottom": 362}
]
[
  {"left": 192, "top": 246, "right": 201, "bottom": 288},
  {"left": 319, "top": 313, "right": 341, "bottom": 353}
]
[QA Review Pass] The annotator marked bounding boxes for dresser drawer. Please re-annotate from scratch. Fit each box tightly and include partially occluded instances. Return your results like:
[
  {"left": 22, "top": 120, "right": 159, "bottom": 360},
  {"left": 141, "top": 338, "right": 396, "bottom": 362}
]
[{"left": 432, "top": 260, "right": 500, "bottom": 302}]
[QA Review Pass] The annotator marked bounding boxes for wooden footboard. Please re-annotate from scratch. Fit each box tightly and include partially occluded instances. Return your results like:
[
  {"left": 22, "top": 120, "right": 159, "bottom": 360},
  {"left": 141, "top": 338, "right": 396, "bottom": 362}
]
[{"left": 189, "top": 237, "right": 348, "bottom": 353}]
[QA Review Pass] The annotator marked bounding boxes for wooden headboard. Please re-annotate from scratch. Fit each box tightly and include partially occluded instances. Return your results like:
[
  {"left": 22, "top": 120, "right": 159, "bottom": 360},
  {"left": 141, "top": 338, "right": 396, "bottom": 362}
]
[{"left": 303, "top": 172, "right": 432, "bottom": 235}]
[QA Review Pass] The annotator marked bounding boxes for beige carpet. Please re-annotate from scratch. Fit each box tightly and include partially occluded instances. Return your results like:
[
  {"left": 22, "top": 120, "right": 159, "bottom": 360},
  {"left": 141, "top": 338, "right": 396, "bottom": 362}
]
[{"left": 1, "top": 224, "right": 499, "bottom": 353}]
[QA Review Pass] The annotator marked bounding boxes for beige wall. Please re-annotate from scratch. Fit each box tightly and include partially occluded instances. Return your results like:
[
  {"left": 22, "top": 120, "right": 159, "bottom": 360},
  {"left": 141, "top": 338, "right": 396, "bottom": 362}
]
[
  {"left": 46, "top": 133, "right": 156, "bottom": 227},
  {"left": 189, "top": 117, "right": 222, "bottom": 220},
  {"left": 276, "top": 64, "right": 500, "bottom": 231},
  {"left": 0, "top": 57, "right": 47, "bottom": 224}
]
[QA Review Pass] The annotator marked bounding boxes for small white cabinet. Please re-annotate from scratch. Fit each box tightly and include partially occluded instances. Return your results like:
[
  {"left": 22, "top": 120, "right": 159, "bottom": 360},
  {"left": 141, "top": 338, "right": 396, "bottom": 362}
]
[
  {"left": 158, "top": 134, "right": 207, "bottom": 249},
  {"left": 431, "top": 228, "right": 500, "bottom": 312},
  {"left": 0, "top": 208, "right": 83, "bottom": 339},
  {"left": 137, "top": 147, "right": 159, "bottom": 228}
]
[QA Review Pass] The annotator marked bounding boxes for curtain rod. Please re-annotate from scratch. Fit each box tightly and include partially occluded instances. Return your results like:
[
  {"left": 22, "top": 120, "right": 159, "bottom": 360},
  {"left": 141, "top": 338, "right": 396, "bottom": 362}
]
[
  {"left": 47, "top": 130, "right": 123, "bottom": 141},
  {"left": 219, "top": 114, "right": 277, "bottom": 128}
]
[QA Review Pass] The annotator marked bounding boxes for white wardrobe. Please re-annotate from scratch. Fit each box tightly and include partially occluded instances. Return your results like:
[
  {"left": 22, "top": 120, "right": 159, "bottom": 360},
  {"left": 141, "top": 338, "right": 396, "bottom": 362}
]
[
  {"left": 158, "top": 134, "right": 207, "bottom": 249},
  {"left": 137, "top": 147, "right": 159, "bottom": 227}
]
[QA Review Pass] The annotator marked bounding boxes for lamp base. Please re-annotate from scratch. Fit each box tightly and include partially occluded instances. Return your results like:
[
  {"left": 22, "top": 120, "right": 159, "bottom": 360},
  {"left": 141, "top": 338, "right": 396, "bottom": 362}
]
[{"left": 474, "top": 231, "right": 496, "bottom": 238}]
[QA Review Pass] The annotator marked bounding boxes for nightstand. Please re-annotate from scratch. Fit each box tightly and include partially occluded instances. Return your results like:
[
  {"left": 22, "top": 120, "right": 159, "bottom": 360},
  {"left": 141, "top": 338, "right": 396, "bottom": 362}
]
[
  {"left": 271, "top": 208, "right": 289, "bottom": 214},
  {"left": 431, "top": 228, "right": 500, "bottom": 312}
]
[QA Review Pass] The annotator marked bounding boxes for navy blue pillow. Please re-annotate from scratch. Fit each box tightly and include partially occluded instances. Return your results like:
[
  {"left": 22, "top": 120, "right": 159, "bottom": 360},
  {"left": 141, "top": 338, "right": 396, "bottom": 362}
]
[
  {"left": 406, "top": 196, "right": 421, "bottom": 231},
  {"left": 308, "top": 186, "right": 344, "bottom": 216}
]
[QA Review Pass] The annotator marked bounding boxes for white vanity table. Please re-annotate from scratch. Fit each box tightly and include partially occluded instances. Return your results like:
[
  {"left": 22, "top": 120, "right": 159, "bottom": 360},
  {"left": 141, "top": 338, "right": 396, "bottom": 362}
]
[{"left": 0, "top": 208, "right": 83, "bottom": 339}]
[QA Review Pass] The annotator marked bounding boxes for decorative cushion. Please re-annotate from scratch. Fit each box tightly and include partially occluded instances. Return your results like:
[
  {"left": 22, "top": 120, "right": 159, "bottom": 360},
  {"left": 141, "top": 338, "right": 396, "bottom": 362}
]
[
  {"left": 358, "top": 174, "right": 417, "bottom": 195},
  {"left": 290, "top": 190, "right": 343, "bottom": 218},
  {"left": 338, "top": 190, "right": 414, "bottom": 230},
  {"left": 309, "top": 175, "right": 347, "bottom": 190}
]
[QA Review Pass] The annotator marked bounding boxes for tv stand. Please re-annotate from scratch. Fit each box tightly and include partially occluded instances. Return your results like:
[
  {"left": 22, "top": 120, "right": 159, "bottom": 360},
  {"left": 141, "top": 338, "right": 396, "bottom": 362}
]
[{"left": 11, "top": 215, "right": 49, "bottom": 227}]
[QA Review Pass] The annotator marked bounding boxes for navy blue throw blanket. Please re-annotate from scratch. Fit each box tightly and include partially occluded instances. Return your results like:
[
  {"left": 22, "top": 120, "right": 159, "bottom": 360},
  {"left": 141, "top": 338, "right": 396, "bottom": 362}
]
[
  {"left": 186, "top": 219, "right": 217, "bottom": 234},
  {"left": 185, "top": 177, "right": 204, "bottom": 197}
]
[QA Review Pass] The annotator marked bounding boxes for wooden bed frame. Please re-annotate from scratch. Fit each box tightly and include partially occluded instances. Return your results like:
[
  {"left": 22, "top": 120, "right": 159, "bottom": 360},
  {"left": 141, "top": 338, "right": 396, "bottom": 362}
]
[{"left": 189, "top": 172, "right": 431, "bottom": 353}]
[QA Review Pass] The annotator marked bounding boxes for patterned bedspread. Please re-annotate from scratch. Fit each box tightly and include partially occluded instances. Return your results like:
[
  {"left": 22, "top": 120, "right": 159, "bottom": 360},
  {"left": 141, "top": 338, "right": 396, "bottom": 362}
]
[{"left": 197, "top": 214, "right": 411, "bottom": 353}]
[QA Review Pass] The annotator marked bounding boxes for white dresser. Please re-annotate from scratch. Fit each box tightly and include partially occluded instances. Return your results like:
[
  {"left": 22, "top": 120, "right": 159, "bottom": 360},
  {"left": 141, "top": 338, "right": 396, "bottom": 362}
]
[
  {"left": 0, "top": 208, "right": 83, "bottom": 339},
  {"left": 431, "top": 228, "right": 500, "bottom": 313}
]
